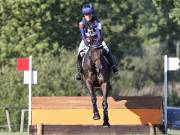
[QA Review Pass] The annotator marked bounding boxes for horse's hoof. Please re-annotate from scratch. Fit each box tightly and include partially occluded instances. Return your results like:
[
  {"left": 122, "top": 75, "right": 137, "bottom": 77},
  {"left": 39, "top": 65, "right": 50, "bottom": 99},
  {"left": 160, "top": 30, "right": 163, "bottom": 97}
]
[
  {"left": 103, "top": 121, "right": 110, "bottom": 128},
  {"left": 93, "top": 113, "right": 101, "bottom": 120}
]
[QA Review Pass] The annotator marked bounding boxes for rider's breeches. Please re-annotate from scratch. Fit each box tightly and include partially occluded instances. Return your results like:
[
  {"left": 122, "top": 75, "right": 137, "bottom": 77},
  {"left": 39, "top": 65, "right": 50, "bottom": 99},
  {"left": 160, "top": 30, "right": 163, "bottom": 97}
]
[
  {"left": 76, "top": 54, "right": 82, "bottom": 72},
  {"left": 78, "top": 40, "right": 109, "bottom": 56},
  {"left": 77, "top": 40, "right": 117, "bottom": 69}
]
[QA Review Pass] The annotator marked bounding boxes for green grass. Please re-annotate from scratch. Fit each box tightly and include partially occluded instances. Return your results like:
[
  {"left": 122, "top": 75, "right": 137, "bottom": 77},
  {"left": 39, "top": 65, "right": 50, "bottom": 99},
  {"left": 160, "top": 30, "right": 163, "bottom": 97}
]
[
  {"left": 168, "top": 129, "right": 180, "bottom": 135},
  {"left": 0, "top": 132, "right": 28, "bottom": 135}
]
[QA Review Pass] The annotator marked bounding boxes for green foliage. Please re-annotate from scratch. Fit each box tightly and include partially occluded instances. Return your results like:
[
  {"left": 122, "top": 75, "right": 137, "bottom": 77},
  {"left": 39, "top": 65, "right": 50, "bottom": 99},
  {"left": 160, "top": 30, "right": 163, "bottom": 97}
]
[
  {"left": 32, "top": 49, "right": 88, "bottom": 96},
  {"left": 0, "top": 62, "right": 26, "bottom": 131},
  {"left": 168, "top": 90, "right": 180, "bottom": 106},
  {"left": 0, "top": 0, "right": 81, "bottom": 61},
  {"left": 169, "top": 0, "right": 180, "bottom": 25}
]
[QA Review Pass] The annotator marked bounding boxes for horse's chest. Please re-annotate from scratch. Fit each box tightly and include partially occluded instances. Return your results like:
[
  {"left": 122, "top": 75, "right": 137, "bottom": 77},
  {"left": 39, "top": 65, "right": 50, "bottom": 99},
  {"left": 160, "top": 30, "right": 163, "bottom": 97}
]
[
  {"left": 97, "top": 74, "right": 104, "bottom": 83},
  {"left": 91, "top": 73, "right": 104, "bottom": 85}
]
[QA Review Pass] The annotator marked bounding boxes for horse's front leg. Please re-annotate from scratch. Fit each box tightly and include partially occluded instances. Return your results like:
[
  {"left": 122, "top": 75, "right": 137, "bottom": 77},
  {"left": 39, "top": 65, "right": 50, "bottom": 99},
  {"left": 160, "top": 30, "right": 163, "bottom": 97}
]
[
  {"left": 101, "top": 82, "right": 110, "bottom": 127},
  {"left": 86, "top": 80, "right": 100, "bottom": 120}
]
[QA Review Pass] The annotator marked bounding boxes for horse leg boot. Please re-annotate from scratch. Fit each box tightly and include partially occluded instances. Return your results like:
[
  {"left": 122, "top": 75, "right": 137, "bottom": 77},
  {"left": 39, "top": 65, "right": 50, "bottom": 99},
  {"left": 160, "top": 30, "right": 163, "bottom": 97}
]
[
  {"left": 86, "top": 81, "right": 100, "bottom": 120},
  {"left": 103, "top": 103, "right": 110, "bottom": 128},
  {"left": 101, "top": 83, "right": 110, "bottom": 128},
  {"left": 75, "top": 54, "right": 83, "bottom": 80},
  {"left": 105, "top": 50, "right": 118, "bottom": 73},
  {"left": 91, "top": 96, "right": 100, "bottom": 120}
]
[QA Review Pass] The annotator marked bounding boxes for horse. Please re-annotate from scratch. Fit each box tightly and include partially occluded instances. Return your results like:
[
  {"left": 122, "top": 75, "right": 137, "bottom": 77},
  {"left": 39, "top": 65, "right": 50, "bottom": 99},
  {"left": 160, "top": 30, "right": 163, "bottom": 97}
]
[{"left": 81, "top": 44, "right": 111, "bottom": 128}]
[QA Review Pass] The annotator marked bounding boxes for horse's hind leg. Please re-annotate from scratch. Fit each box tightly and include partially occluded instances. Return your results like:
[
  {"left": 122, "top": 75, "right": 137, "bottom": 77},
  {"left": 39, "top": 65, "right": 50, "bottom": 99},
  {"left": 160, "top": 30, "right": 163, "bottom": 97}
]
[
  {"left": 101, "top": 82, "right": 110, "bottom": 128},
  {"left": 86, "top": 81, "right": 100, "bottom": 120}
]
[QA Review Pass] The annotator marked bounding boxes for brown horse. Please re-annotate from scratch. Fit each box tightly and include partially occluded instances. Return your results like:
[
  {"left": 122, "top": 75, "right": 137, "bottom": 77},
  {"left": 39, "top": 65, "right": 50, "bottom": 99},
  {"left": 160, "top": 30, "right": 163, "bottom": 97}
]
[{"left": 82, "top": 45, "right": 111, "bottom": 127}]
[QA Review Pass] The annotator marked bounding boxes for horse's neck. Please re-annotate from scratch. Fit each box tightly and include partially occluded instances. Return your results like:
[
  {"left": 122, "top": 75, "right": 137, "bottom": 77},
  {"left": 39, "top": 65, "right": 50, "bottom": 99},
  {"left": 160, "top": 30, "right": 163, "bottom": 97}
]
[
  {"left": 86, "top": 48, "right": 93, "bottom": 64},
  {"left": 82, "top": 48, "right": 94, "bottom": 70}
]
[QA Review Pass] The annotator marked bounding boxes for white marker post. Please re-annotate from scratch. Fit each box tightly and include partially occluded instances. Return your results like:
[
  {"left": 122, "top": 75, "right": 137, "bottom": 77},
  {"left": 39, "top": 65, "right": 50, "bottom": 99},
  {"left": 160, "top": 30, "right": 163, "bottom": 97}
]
[
  {"left": 28, "top": 56, "right": 32, "bottom": 126},
  {"left": 164, "top": 55, "right": 180, "bottom": 133},
  {"left": 17, "top": 56, "right": 37, "bottom": 132},
  {"left": 164, "top": 55, "right": 168, "bottom": 134}
]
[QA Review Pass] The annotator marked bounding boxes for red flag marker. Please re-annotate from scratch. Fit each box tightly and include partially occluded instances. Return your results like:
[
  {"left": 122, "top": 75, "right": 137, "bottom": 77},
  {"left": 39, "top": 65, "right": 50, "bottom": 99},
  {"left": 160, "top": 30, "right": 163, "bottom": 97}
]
[{"left": 17, "top": 58, "right": 29, "bottom": 71}]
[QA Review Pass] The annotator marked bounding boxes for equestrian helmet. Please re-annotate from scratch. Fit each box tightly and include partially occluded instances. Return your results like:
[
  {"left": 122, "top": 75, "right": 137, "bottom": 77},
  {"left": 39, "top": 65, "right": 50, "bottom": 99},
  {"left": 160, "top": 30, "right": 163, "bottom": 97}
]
[{"left": 82, "top": 3, "right": 94, "bottom": 14}]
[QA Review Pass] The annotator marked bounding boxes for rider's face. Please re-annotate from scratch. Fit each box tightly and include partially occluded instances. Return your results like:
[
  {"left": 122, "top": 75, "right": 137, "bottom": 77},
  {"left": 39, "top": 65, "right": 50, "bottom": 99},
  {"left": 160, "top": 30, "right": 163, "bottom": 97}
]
[{"left": 84, "top": 14, "right": 92, "bottom": 21}]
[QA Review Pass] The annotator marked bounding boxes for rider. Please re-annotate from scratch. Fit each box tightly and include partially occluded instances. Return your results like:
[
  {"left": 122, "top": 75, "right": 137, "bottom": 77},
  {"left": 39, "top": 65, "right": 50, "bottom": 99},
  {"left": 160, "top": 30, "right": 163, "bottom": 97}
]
[{"left": 75, "top": 3, "right": 118, "bottom": 80}]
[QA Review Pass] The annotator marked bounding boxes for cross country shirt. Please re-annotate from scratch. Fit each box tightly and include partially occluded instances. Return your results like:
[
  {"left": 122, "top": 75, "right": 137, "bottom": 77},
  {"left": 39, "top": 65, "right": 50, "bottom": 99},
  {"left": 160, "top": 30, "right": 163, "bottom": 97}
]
[{"left": 79, "top": 16, "right": 103, "bottom": 46}]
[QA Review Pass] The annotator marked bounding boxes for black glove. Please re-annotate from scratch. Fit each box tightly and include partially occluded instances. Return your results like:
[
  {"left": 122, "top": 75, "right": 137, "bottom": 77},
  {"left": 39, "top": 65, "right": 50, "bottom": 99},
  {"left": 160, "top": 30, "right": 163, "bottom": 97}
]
[
  {"left": 93, "top": 40, "right": 101, "bottom": 47},
  {"left": 84, "top": 40, "right": 89, "bottom": 46}
]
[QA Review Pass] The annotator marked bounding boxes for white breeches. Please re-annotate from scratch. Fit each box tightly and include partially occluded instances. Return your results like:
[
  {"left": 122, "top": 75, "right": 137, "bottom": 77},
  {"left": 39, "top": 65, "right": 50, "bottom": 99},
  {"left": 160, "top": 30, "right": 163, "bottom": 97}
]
[{"left": 78, "top": 40, "right": 109, "bottom": 56}]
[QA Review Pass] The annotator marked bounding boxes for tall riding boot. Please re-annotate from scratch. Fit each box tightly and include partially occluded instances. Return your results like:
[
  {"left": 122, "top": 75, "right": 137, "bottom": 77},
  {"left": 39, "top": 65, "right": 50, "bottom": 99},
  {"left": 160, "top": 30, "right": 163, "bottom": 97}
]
[
  {"left": 75, "top": 54, "right": 83, "bottom": 80},
  {"left": 105, "top": 50, "right": 118, "bottom": 73}
]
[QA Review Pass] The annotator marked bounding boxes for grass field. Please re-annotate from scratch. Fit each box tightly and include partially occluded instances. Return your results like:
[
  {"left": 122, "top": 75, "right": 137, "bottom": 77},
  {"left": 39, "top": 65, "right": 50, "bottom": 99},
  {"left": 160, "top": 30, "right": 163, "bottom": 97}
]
[
  {"left": 0, "top": 133, "right": 28, "bottom": 135},
  {"left": 168, "top": 129, "right": 180, "bottom": 135}
]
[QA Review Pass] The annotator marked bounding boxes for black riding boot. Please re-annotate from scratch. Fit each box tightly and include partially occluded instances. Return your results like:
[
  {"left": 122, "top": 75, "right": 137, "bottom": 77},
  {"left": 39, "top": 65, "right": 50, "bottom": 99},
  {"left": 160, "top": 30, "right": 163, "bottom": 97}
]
[
  {"left": 75, "top": 54, "right": 83, "bottom": 80},
  {"left": 105, "top": 50, "right": 118, "bottom": 73}
]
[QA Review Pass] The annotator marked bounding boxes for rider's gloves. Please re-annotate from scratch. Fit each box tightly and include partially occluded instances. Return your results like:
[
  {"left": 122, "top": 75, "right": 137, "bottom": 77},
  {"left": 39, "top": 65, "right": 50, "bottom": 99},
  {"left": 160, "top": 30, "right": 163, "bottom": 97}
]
[
  {"left": 93, "top": 40, "right": 101, "bottom": 47},
  {"left": 84, "top": 40, "right": 89, "bottom": 46}
]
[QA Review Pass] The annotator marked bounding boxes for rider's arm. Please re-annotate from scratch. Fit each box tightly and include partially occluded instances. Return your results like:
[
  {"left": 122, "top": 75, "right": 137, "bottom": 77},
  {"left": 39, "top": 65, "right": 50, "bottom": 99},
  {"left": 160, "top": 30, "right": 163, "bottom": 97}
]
[
  {"left": 96, "top": 23, "right": 101, "bottom": 41},
  {"left": 94, "top": 21, "right": 102, "bottom": 46},
  {"left": 79, "top": 21, "right": 89, "bottom": 46}
]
